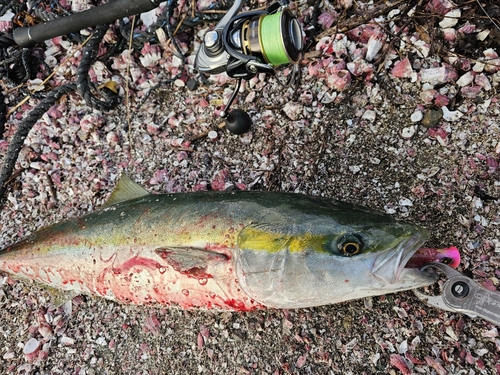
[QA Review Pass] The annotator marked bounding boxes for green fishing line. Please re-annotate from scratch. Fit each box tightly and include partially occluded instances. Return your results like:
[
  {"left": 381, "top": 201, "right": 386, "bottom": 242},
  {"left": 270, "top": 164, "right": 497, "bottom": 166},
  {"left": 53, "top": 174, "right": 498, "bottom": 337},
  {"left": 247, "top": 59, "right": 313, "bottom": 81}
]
[{"left": 260, "top": 12, "right": 289, "bottom": 66}]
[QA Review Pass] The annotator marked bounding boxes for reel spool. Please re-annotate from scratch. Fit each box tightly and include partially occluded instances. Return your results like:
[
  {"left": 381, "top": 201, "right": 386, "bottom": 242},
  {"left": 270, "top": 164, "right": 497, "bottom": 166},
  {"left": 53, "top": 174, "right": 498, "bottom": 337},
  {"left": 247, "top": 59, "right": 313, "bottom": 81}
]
[
  {"left": 240, "top": 9, "right": 302, "bottom": 67},
  {"left": 195, "top": 1, "right": 304, "bottom": 134}
]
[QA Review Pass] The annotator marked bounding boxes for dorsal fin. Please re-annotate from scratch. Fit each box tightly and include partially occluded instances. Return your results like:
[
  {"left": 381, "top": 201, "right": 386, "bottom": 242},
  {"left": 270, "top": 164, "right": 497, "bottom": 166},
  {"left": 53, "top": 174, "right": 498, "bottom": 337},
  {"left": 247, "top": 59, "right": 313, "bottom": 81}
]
[{"left": 103, "top": 174, "right": 150, "bottom": 207}]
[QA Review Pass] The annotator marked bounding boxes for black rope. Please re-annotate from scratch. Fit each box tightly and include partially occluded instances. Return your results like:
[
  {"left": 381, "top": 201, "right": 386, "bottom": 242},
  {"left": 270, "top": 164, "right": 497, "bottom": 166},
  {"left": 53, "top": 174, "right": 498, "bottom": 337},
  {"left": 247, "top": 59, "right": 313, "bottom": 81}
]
[
  {"left": 20, "top": 48, "right": 32, "bottom": 81},
  {"left": 0, "top": 0, "right": 15, "bottom": 17},
  {"left": 0, "top": 91, "right": 6, "bottom": 137},
  {"left": 0, "top": 83, "right": 76, "bottom": 203},
  {"left": 0, "top": 33, "right": 15, "bottom": 49},
  {"left": 166, "top": 0, "right": 185, "bottom": 62},
  {"left": 32, "top": 6, "right": 59, "bottom": 21},
  {"left": 0, "top": 49, "right": 19, "bottom": 66},
  {"left": 76, "top": 24, "right": 119, "bottom": 111}
]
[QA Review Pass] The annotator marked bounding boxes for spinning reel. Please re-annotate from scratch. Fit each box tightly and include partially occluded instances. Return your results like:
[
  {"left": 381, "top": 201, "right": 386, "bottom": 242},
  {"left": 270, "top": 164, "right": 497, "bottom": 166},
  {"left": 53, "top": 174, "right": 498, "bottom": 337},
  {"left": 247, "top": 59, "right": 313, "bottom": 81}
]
[{"left": 195, "top": 0, "right": 304, "bottom": 134}]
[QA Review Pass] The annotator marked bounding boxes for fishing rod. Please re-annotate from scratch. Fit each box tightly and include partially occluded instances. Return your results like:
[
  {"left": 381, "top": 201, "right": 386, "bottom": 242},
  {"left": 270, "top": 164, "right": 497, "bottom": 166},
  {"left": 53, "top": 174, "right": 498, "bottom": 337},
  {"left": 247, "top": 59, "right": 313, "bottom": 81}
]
[{"left": 8, "top": 0, "right": 163, "bottom": 48}]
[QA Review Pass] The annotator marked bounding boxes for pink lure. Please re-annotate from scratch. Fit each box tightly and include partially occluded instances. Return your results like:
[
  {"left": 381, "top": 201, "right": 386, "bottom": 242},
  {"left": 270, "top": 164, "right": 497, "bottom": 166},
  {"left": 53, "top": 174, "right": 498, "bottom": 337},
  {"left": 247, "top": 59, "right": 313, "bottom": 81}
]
[{"left": 406, "top": 246, "right": 461, "bottom": 269}]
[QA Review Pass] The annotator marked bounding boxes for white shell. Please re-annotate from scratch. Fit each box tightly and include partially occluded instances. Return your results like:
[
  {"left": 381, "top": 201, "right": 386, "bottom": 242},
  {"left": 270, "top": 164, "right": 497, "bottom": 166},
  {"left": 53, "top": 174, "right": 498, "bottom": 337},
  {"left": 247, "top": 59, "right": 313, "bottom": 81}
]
[
  {"left": 439, "top": 9, "right": 461, "bottom": 28},
  {"left": 441, "top": 106, "right": 463, "bottom": 121}
]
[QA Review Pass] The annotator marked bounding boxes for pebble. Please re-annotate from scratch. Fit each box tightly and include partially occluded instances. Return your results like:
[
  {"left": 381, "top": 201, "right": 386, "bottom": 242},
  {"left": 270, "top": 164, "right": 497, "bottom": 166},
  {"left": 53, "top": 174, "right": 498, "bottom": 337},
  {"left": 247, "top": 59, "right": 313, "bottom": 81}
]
[
  {"left": 410, "top": 111, "right": 423, "bottom": 122},
  {"left": 174, "top": 79, "right": 185, "bottom": 87},
  {"left": 401, "top": 126, "right": 416, "bottom": 138},
  {"left": 421, "top": 108, "right": 443, "bottom": 128},
  {"left": 186, "top": 78, "right": 198, "bottom": 91},
  {"left": 207, "top": 130, "right": 218, "bottom": 140},
  {"left": 23, "top": 338, "right": 40, "bottom": 360},
  {"left": 399, "top": 198, "right": 413, "bottom": 206},
  {"left": 362, "top": 109, "right": 376, "bottom": 121}
]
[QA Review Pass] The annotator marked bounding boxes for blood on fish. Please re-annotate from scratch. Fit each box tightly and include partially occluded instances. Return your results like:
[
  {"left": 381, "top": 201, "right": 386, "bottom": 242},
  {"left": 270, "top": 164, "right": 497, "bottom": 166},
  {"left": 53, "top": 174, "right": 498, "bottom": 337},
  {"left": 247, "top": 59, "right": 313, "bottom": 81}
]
[
  {"left": 224, "top": 298, "right": 259, "bottom": 312},
  {"left": 116, "top": 256, "right": 163, "bottom": 272}
]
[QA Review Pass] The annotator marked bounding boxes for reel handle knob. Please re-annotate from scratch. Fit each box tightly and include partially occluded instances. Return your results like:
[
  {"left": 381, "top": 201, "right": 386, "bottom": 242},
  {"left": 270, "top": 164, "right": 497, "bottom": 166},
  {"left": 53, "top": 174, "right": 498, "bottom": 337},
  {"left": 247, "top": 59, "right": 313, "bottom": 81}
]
[{"left": 224, "top": 109, "right": 252, "bottom": 135}]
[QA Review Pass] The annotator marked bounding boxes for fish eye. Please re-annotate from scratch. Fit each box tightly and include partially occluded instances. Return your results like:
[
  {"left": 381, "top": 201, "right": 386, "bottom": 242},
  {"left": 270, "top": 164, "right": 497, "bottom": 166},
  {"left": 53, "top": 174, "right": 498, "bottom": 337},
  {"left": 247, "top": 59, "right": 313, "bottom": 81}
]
[{"left": 338, "top": 234, "right": 364, "bottom": 256}]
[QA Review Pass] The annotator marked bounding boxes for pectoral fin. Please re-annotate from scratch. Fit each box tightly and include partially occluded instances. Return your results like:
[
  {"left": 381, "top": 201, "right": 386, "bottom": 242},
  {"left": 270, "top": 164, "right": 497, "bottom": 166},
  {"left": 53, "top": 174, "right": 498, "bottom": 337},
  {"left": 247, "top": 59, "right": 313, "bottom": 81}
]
[{"left": 155, "top": 247, "right": 229, "bottom": 278}]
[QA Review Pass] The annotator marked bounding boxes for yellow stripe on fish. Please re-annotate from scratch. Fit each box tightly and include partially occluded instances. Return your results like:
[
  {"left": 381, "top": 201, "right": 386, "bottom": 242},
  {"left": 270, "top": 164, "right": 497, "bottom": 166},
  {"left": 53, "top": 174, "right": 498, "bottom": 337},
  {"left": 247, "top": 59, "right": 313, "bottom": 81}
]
[{"left": 238, "top": 226, "right": 329, "bottom": 254}]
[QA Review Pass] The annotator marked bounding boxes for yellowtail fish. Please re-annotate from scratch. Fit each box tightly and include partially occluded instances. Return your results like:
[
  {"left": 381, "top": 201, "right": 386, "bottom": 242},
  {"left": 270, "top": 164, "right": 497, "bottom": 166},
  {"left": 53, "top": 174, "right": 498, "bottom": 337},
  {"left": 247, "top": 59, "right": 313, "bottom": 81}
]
[{"left": 0, "top": 176, "right": 460, "bottom": 311}]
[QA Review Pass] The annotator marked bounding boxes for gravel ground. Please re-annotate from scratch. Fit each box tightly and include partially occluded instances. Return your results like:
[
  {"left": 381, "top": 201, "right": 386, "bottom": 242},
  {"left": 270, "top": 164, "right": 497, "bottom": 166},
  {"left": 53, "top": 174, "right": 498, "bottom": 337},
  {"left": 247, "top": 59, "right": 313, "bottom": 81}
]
[{"left": 1, "top": 0, "right": 500, "bottom": 373}]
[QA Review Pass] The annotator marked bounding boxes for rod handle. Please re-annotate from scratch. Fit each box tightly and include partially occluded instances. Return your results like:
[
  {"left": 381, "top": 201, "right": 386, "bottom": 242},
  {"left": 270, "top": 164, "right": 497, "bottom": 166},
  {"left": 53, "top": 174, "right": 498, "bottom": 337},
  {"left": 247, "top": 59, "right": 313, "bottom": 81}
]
[{"left": 13, "top": 0, "right": 161, "bottom": 47}]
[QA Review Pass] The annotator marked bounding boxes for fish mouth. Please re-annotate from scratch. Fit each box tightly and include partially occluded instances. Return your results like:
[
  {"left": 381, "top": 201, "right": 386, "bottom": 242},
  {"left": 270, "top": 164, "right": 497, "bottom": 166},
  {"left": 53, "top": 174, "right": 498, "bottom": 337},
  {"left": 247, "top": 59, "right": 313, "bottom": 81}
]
[{"left": 372, "top": 232, "right": 437, "bottom": 287}]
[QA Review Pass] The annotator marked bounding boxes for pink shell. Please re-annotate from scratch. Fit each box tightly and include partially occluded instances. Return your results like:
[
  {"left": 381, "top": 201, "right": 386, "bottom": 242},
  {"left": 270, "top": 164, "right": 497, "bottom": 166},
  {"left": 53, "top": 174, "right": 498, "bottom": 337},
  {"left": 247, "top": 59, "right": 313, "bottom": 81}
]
[
  {"left": 326, "top": 58, "right": 346, "bottom": 71},
  {"left": 442, "top": 28, "right": 456, "bottom": 42},
  {"left": 352, "top": 47, "right": 367, "bottom": 60},
  {"left": 326, "top": 69, "right": 352, "bottom": 91},
  {"left": 338, "top": 0, "right": 353, "bottom": 8},
  {"left": 300, "top": 91, "right": 314, "bottom": 105},
  {"left": 0, "top": 19, "right": 12, "bottom": 33},
  {"left": 308, "top": 61, "right": 322, "bottom": 76},
  {"left": 23, "top": 338, "right": 40, "bottom": 361},
  {"left": 458, "top": 24, "right": 476, "bottom": 34},
  {"left": 420, "top": 65, "right": 457, "bottom": 84},
  {"left": 434, "top": 94, "right": 450, "bottom": 107},
  {"left": 453, "top": 58, "right": 471, "bottom": 72},
  {"left": 484, "top": 58, "right": 500, "bottom": 73},
  {"left": 420, "top": 89, "right": 437, "bottom": 104},
  {"left": 390, "top": 57, "right": 413, "bottom": 78},
  {"left": 460, "top": 86, "right": 482, "bottom": 98},
  {"left": 346, "top": 25, "right": 377, "bottom": 43},
  {"left": 347, "top": 59, "right": 373, "bottom": 77},
  {"left": 484, "top": 48, "right": 498, "bottom": 59},
  {"left": 316, "top": 37, "right": 334, "bottom": 55},
  {"left": 428, "top": 127, "right": 448, "bottom": 142},
  {"left": 426, "top": 0, "right": 455, "bottom": 15},
  {"left": 211, "top": 170, "right": 230, "bottom": 191},
  {"left": 318, "top": 12, "right": 336, "bottom": 29},
  {"left": 475, "top": 74, "right": 492, "bottom": 90},
  {"left": 365, "top": 32, "right": 386, "bottom": 61}
]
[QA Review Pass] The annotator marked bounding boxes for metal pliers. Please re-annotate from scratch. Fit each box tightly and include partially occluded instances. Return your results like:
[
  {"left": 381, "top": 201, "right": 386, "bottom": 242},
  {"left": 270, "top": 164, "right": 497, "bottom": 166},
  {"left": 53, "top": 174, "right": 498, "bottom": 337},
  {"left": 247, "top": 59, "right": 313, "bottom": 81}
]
[{"left": 414, "top": 263, "right": 500, "bottom": 326}]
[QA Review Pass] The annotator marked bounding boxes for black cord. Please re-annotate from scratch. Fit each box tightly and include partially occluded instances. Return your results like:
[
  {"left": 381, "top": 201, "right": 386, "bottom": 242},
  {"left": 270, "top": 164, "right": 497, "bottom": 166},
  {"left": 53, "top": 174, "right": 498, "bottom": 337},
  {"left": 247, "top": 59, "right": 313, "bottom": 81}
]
[
  {"left": 0, "top": 33, "right": 15, "bottom": 49},
  {"left": 166, "top": 0, "right": 185, "bottom": 62},
  {"left": 20, "top": 48, "right": 32, "bottom": 81},
  {"left": 0, "top": 0, "right": 15, "bottom": 17},
  {"left": 0, "top": 83, "right": 76, "bottom": 203},
  {"left": 76, "top": 24, "right": 119, "bottom": 111},
  {"left": 0, "top": 49, "right": 19, "bottom": 67},
  {"left": 0, "top": 91, "right": 6, "bottom": 137}
]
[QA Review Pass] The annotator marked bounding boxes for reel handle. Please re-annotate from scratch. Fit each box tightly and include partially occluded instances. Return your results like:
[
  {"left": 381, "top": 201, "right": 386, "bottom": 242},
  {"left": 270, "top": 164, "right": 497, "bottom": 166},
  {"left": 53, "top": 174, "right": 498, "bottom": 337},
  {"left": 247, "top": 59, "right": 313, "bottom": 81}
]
[
  {"left": 13, "top": 0, "right": 162, "bottom": 47},
  {"left": 225, "top": 109, "right": 252, "bottom": 135},
  {"left": 220, "top": 78, "right": 252, "bottom": 134}
]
